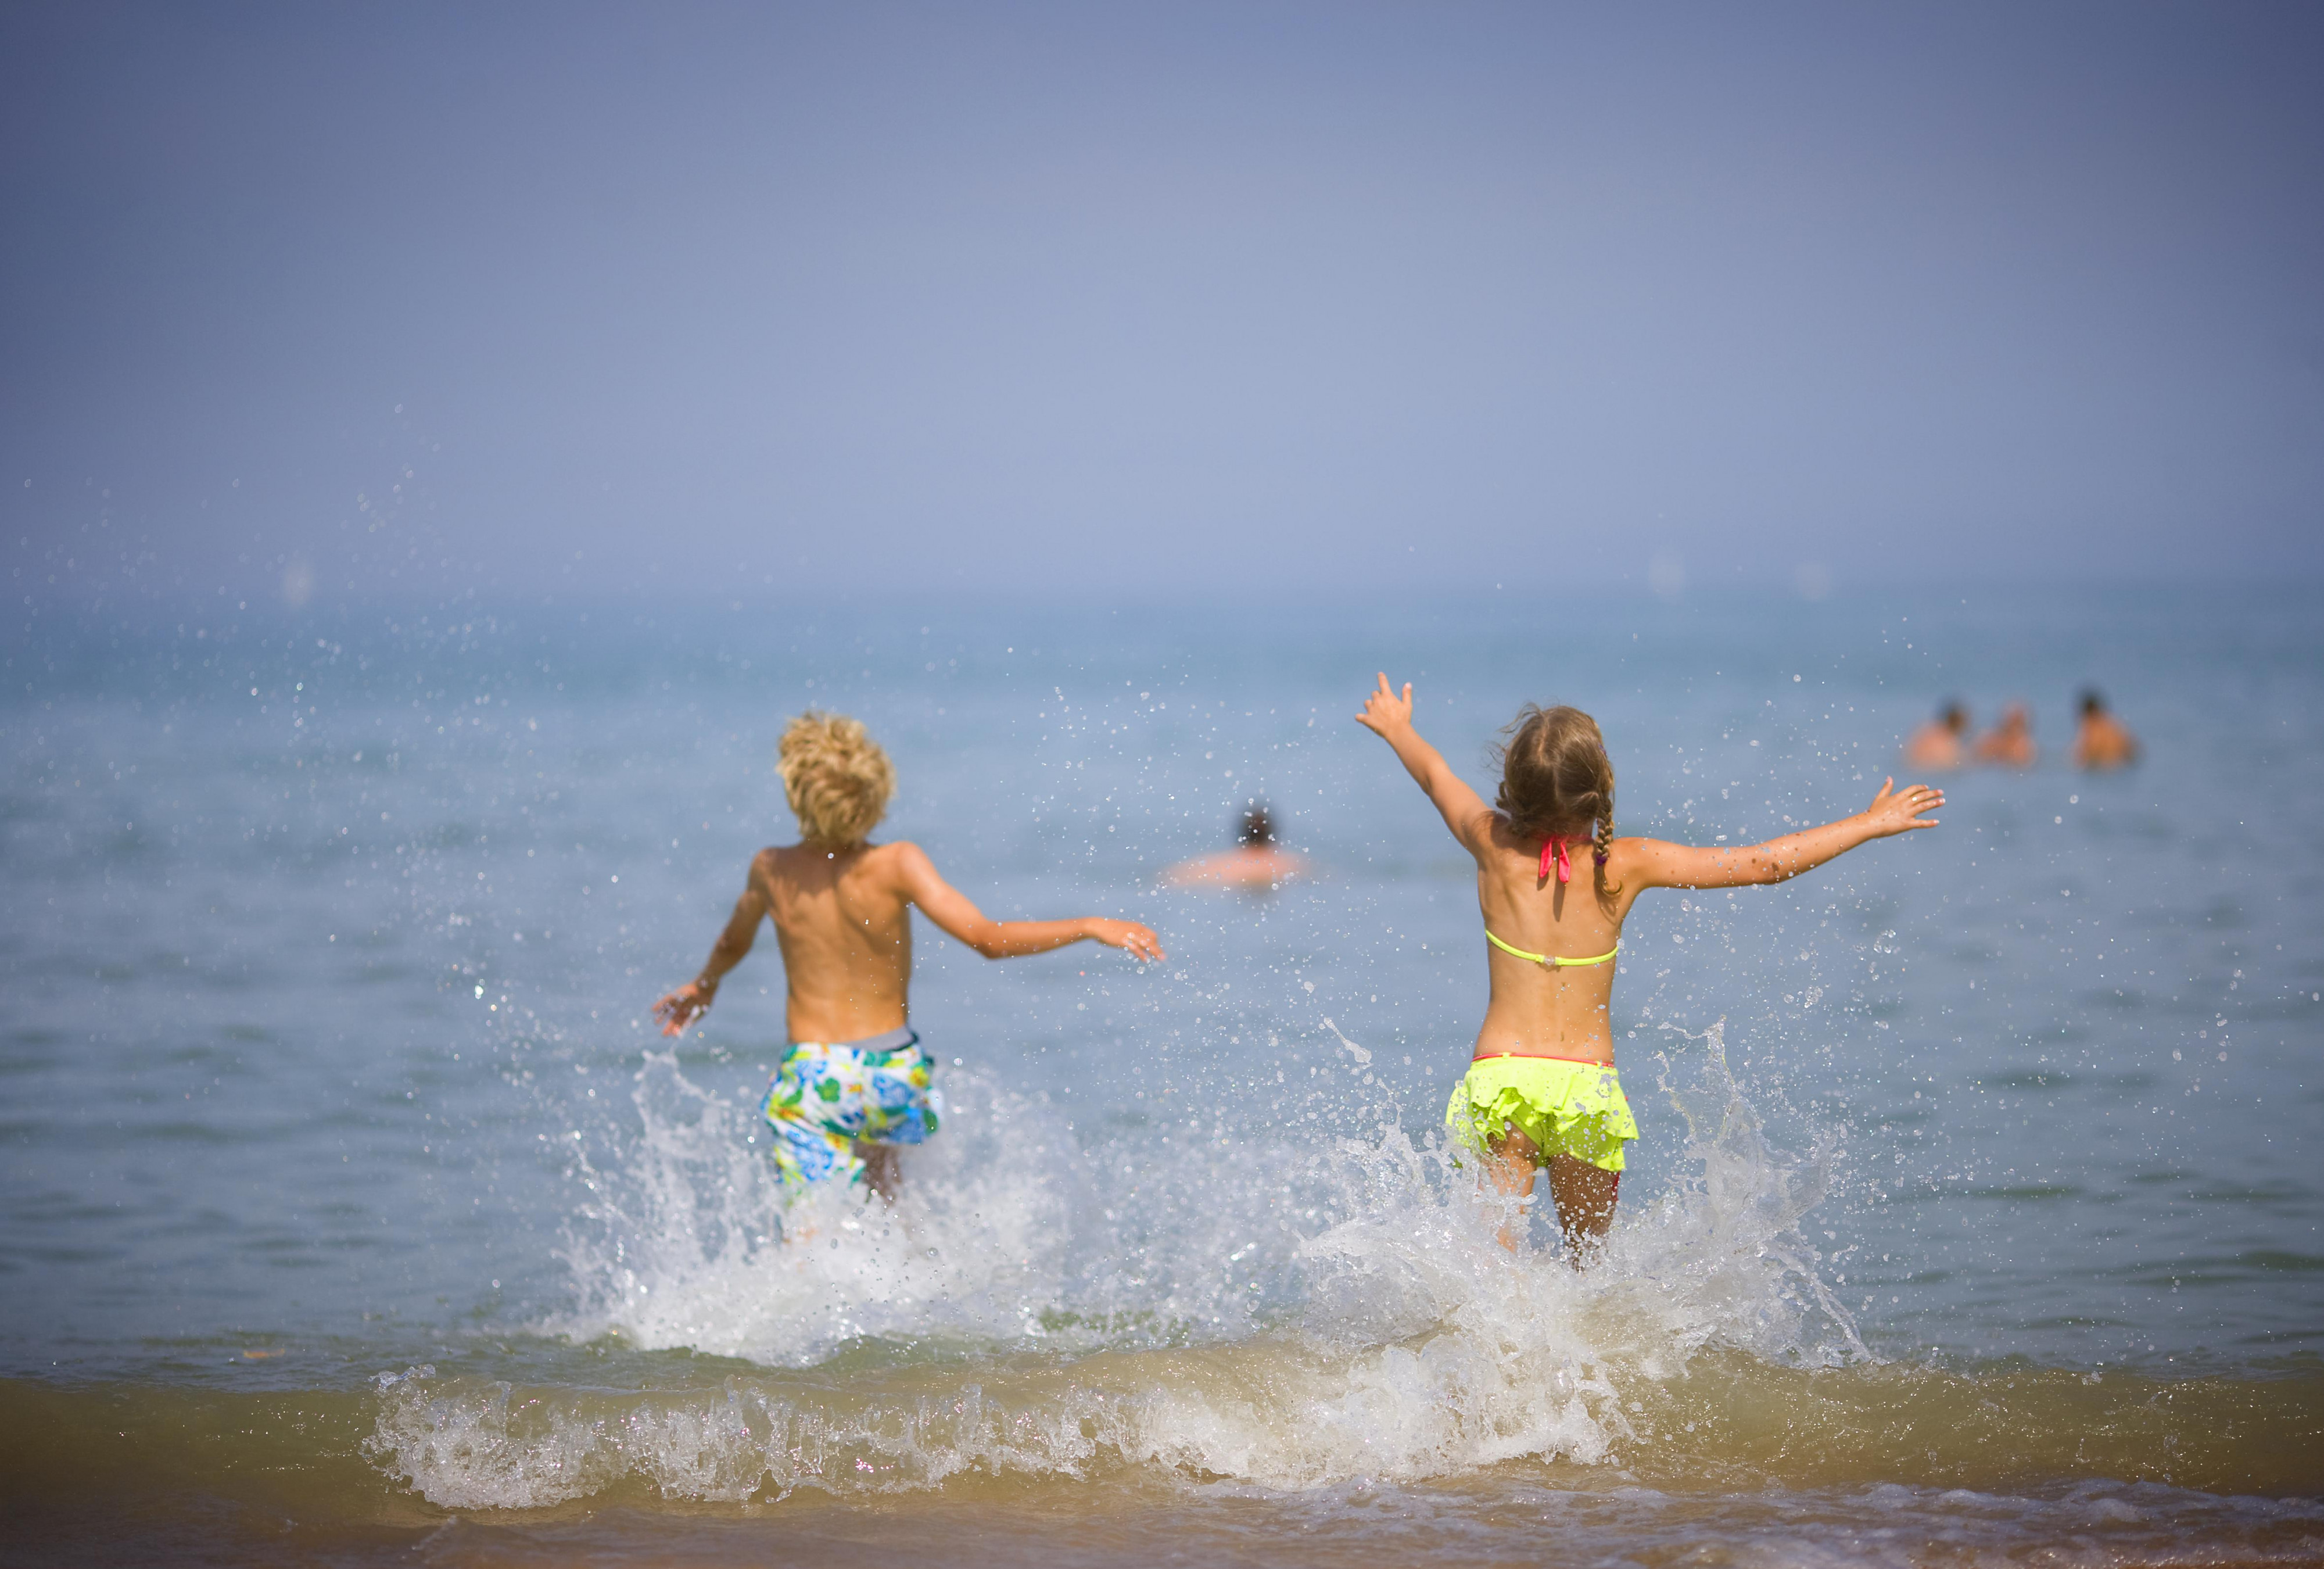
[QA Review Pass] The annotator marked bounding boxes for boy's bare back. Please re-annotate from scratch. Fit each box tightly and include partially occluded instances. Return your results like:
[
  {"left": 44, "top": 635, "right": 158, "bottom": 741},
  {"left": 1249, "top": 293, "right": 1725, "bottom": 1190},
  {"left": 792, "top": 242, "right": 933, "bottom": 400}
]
[
  {"left": 755, "top": 843, "right": 917, "bottom": 1043},
  {"left": 655, "top": 836, "right": 1161, "bottom": 1044}
]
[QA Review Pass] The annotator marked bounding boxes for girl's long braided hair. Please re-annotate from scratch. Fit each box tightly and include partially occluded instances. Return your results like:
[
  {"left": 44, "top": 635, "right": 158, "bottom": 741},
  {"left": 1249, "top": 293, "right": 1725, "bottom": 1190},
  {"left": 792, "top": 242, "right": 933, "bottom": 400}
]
[{"left": 1490, "top": 703, "right": 1620, "bottom": 905}]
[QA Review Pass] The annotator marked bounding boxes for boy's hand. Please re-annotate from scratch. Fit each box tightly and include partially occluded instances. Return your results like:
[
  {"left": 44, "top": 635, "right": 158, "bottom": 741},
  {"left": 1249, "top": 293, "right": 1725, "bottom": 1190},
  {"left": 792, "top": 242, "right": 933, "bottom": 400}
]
[
  {"left": 652, "top": 981, "right": 714, "bottom": 1036},
  {"left": 1086, "top": 919, "right": 1165, "bottom": 963},
  {"left": 1355, "top": 672, "right": 1414, "bottom": 739},
  {"left": 1861, "top": 778, "right": 1943, "bottom": 839}
]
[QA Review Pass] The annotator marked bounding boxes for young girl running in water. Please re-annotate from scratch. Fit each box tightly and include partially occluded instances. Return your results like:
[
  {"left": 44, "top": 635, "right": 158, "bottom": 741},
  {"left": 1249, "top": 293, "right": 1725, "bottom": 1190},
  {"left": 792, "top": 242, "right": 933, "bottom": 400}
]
[{"left": 1356, "top": 675, "right": 1943, "bottom": 1256}]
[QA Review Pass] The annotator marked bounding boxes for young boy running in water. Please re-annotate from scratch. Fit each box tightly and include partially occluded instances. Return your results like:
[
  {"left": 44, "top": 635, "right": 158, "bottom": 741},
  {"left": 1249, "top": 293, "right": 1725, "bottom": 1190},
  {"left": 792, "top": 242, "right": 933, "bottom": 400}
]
[
  {"left": 654, "top": 711, "right": 1163, "bottom": 1201},
  {"left": 1356, "top": 675, "right": 1941, "bottom": 1256}
]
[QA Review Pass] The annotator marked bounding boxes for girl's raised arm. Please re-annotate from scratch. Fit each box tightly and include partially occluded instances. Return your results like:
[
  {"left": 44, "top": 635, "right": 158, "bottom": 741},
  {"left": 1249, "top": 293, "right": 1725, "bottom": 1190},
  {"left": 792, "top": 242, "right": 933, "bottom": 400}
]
[
  {"left": 1624, "top": 778, "right": 1942, "bottom": 892},
  {"left": 1356, "top": 673, "right": 1495, "bottom": 855}
]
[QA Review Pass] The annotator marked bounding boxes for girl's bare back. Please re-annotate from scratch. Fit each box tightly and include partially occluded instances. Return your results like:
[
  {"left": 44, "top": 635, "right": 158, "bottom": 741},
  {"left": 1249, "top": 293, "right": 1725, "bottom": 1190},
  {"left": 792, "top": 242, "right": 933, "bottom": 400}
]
[{"left": 1471, "top": 816, "right": 1631, "bottom": 1063}]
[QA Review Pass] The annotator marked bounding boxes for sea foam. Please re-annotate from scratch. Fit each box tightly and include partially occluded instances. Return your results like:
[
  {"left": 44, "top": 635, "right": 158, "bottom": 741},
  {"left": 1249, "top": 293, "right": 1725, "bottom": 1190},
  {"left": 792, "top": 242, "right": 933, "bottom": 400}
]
[{"left": 372, "top": 1021, "right": 1863, "bottom": 1506}]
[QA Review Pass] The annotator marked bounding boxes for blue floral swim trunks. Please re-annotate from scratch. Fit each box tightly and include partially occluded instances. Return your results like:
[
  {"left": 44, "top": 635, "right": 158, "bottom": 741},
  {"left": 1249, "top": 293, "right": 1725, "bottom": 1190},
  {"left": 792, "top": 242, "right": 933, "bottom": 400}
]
[{"left": 761, "top": 1026, "right": 939, "bottom": 1190}]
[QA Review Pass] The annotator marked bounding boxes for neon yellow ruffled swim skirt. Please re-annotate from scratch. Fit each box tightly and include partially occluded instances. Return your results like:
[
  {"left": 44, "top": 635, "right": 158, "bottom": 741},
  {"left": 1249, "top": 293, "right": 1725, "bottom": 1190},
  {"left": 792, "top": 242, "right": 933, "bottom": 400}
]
[{"left": 1445, "top": 1055, "right": 1640, "bottom": 1173}]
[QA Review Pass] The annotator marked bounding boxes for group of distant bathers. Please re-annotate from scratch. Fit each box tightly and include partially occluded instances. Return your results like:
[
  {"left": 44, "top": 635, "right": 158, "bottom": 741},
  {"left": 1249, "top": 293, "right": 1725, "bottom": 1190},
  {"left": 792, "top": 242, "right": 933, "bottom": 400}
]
[
  {"left": 1902, "top": 689, "right": 2140, "bottom": 773},
  {"left": 654, "top": 678, "right": 1948, "bottom": 1261}
]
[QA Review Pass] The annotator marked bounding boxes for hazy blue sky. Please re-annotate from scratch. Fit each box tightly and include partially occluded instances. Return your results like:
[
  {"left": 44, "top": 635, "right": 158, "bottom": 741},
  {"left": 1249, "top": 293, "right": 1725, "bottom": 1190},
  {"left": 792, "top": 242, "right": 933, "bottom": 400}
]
[{"left": 5, "top": 1, "right": 2320, "bottom": 610}]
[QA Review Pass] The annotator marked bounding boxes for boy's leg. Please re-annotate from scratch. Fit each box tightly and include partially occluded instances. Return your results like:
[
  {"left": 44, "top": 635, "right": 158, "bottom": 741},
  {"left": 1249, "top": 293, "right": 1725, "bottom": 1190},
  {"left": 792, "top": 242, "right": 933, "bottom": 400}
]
[
  {"left": 1482, "top": 1123, "right": 1541, "bottom": 1251},
  {"left": 1544, "top": 1152, "right": 1618, "bottom": 1261},
  {"left": 858, "top": 1142, "right": 902, "bottom": 1202}
]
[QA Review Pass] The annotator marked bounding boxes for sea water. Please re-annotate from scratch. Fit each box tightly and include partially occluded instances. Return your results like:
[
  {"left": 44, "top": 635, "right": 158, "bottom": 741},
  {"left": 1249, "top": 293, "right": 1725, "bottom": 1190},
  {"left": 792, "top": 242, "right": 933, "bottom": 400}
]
[{"left": 2, "top": 586, "right": 2319, "bottom": 1564}]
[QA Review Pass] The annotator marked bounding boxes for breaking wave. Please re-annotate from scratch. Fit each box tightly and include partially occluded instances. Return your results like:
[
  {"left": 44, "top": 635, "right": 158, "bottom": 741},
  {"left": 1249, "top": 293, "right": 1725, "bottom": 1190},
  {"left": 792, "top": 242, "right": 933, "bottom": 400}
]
[{"left": 368, "top": 1021, "right": 1898, "bottom": 1507}]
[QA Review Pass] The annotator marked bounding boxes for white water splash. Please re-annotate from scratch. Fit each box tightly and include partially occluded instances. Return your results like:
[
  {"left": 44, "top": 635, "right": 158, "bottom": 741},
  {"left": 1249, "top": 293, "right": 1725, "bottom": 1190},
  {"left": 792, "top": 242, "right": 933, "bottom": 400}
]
[
  {"left": 545, "top": 1052, "right": 1089, "bottom": 1363},
  {"left": 374, "top": 1017, "right": 1865, "bottom": 1506},
  {"left": 1318, "top": 1016, "right": 1371, "bottom": 1067}
]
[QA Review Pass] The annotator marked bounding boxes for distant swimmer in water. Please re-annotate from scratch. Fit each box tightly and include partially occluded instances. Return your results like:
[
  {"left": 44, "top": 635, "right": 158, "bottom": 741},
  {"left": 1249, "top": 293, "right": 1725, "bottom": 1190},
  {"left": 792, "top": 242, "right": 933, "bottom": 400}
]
[
  {"left": 1972, "top": 701, "right": 2038, "bottom": 768},
  {"left": 1901, "top": 702, "right": 1970, "bottom": 771},
  {"left": 653, "top": 711, "right": 1162, "bottom": 1202},
  {"left": 1161, "top": 802, "right": 1311, "bottom": 889},
  {"left": 2072, "top": 689, "right": 2140, "bottom": 771},
  {"left": 1356, "top": 673, "right": 1941, "bottom": 1260}
]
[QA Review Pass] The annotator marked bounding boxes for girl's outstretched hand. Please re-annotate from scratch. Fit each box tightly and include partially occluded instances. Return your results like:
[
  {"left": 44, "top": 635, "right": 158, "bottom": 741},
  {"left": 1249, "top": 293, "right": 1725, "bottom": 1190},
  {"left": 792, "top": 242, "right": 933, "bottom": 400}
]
[
  {"left": 1862, "top": 778, "right": 1944, "bottom": 838},
  {"left": 1355, "top": 672, "right": 1414, "bottom": 738}
]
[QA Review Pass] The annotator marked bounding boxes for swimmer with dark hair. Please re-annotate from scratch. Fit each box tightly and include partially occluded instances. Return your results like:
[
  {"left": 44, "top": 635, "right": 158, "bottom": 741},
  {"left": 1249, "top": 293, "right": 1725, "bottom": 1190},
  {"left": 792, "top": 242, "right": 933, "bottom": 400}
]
[
  {"left": 1901, "top": 702, "right": 1970, "bottom": 771},
  {"left": 1161, "top": 801, "right": 1311, "bottom": 889},
  {"left": 2072, "top": 689, "right": 2140, "bottom": 770}
]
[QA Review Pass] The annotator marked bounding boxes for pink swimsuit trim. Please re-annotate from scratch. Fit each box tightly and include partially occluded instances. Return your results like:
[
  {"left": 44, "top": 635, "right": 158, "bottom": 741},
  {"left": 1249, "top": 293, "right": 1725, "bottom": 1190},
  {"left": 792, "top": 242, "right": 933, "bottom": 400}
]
[
  {"left": 1471, "top": 1049, "right": 1617, "bottom": 1068},
  {"left": 1537, "top": 833, "right": 1610, "bottom": 884}
]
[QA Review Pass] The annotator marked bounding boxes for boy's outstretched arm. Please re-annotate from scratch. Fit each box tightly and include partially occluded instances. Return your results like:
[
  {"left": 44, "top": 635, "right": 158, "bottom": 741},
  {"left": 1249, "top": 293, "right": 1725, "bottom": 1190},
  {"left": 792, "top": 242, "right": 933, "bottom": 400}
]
[
  {"left": 1626, "top": 778, "right": 1942, "bottom": 892},
  {"left": 892, "top": 843, "right": 1164, "bottom": 962},
  {"left": 1355, "top": 672, "right": 1494, "bottom": 853},
  {"left": 652, "top": 864, "right": 770, "bottom": 1035}
]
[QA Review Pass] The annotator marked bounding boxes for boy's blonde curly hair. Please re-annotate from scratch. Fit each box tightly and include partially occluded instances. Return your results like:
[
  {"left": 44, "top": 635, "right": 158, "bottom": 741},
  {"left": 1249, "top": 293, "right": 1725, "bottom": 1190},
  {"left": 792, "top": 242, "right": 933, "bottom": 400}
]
[{"left": 776, "top": 711, "right": 894, "bottom": 848}]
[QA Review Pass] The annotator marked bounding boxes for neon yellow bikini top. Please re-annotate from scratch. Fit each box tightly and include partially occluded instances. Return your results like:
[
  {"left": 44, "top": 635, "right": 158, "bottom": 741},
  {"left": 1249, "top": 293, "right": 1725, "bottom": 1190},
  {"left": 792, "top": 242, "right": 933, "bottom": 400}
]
[
  {"left": 1484, "top": 831, "right": 1620, "bottom": 969},
  {"left": 1486, "top": 929, "right": 1620, "bottom": 968}
]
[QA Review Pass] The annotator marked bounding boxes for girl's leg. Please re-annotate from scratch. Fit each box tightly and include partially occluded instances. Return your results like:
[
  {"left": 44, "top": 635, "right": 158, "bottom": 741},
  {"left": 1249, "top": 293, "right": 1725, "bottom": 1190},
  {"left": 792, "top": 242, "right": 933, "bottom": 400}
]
[
  {"left": 1543, "top": 1153, "right": 1618, "bottom": 1261},
  {"left": 1482, "top": 1123, "right": 1542, "bottom": 1251}
]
